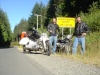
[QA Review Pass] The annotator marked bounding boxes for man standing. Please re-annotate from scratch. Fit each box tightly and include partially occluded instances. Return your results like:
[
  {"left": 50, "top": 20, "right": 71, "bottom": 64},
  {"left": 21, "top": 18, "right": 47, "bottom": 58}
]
[
  {"left": 48, "top": 18, "right": 60, "bottom": 54},
  {"left": 72, "top": 16, "right": 89, "bottom": 54}
]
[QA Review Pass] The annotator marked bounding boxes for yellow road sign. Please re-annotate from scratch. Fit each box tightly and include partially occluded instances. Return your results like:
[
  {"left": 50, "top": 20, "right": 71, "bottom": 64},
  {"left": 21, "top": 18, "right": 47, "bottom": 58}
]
[{"left": 57, "top": 17, "right": 75, "bottom": 28}]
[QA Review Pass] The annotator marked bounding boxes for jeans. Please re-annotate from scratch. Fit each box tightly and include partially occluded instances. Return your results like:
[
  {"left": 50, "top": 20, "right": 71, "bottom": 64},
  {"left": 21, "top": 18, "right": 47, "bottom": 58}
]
[
  {"left": 49, "top": 36, "right": 57, "bottom": 53},
  {"left": 72, "top": 37, "right": 85, "bottom": 54}
]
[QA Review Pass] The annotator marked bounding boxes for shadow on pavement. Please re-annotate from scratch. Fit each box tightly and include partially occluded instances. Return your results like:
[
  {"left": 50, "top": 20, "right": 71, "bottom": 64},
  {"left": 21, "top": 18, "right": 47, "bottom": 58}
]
[
  {"left": 22, "top": 51, "right": 43, "bottom": 55},
  {"left": 22, "top": 51, "right": 49, "bottom": 56},
  {"left": 0, "top": 46, "right": 14, "bottom": 49}
]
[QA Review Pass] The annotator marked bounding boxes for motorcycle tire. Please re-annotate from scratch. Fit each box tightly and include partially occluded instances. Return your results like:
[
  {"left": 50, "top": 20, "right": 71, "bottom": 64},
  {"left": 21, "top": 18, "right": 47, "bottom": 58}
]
[
  {"left": 23, "top": 45, "right": 26, "bottom": 52},
  {"left": 45, "top": 41, "right": 51, "bottom": 56},
  {"left": 28, "top": 50, "right": 32, "bottom": 53},
  {"left": 64, "top": 43, "right": 70, "bottom": 54}
]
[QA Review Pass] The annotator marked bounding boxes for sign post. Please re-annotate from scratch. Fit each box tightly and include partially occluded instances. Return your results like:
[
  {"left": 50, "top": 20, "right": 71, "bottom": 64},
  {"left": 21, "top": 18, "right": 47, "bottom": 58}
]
[
  {"left": 70, "top": 28, "right": 71, "bottom": 34},
  {"left": 62, "top": 28, "right": 64, "bottom": 39},
  {"left": 57, "top": 17, "right": 75, "bottom": 39}
]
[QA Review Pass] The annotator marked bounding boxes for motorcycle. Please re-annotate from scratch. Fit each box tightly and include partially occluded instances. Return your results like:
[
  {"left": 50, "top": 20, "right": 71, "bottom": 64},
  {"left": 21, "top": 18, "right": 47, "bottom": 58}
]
[
  {"left": 56, "top": 35, "right": 72, "bottom": 54},
  {"left": 19, "top": 28, "right": 51, "bottom": 56}
]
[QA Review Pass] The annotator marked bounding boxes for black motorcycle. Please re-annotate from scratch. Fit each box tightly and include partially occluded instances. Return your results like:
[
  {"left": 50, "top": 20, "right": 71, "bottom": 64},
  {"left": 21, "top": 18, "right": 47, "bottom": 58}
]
[{"left": 56, "top": 35, "right": 72, "bottom": 54}]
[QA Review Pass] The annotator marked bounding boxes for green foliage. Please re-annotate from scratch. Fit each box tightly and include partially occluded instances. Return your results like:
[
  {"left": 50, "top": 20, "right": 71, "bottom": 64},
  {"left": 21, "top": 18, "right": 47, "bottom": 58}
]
[
  {"left": 13, "top": 18, "right": 28, "bottom": 41},
  {"left": 45, "top": 0, "right": 98, "bottom": 19},
  {"left": 11, "top": 41, "right": 20, "bottom": 47},
  {"left": 15, "top": 19, "right": 28, "bottom": 35},
  {"left": 0, "top": 8, "right": 12, "bottom": 47},
  {"left": 13, "top": 0, "right": 100, "bottom": 42},
  {"left": 81, "top": 32, "right": 100, "bottom": 66},
  {"left": 38, "top": 27, "right": 49, "bottom": 36},
  {"left": 80, "top": 1, "right": 100, "bottom": 32},
  {"left": 28, "top": 2, "right": 46, "bottom": 29}
]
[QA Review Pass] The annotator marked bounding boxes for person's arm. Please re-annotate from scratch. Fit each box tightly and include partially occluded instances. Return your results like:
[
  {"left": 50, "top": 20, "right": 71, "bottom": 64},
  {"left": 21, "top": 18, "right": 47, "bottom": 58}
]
[
  {"left": 84, "top": 23, "right": 89, "bottom": 33},
  {"left": 47, "top": 23, "right": 52, "bottom": 33},
  {"left": 82, "top": 22, "right": 89, "bottom": 36}
]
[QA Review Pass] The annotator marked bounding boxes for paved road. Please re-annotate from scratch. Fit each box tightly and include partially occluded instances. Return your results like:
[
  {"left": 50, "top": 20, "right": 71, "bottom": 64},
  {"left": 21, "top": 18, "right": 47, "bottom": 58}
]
[
  {"left": 0, "top": 47, "right": 54, "bottom": 75},
  {"left": 21, "top": 50, "right": 100, "bottom": 75}
]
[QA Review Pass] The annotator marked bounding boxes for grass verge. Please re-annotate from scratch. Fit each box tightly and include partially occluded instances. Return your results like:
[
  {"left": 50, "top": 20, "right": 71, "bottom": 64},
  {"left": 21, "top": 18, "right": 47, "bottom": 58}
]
[{"left": 58, "top": 32, "right": 100, "bottom": 67}]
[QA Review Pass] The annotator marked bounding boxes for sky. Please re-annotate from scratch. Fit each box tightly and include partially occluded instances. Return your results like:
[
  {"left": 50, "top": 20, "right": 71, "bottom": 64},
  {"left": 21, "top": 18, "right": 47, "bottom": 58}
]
[{"left": 0, "top": 0, "right": 49, "bottom": 32}]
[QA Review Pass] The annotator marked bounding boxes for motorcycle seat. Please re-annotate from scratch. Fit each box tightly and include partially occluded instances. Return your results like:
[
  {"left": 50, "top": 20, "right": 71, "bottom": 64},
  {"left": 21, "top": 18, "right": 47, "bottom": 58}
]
[{"left": 58, "top": 38, "right": 70, "bottom": 43}]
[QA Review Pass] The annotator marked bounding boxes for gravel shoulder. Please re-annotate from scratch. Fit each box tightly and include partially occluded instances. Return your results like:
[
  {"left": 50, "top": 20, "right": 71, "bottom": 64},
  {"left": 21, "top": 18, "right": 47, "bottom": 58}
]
[{"left": 18, "top": 47, "right": 100, "bottom": 75}]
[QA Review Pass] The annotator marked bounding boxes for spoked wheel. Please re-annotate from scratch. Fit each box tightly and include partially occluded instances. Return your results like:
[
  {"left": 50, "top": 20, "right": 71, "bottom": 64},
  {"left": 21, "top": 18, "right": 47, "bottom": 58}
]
[
  {"left": 45, "top": 41, "right": 51, "bottom": 56},
  {"left": 23, "top": 45, "right": 26, "bottom": 52}
]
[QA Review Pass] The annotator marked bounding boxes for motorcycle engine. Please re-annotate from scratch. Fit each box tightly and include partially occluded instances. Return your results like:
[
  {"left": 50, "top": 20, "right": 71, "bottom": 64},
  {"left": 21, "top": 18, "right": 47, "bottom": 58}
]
[
  {"left": 32, "top": 44, "right": 40, "bottom": 50},
  {"left": 57, "top": 43, "right": 65, "bottom": 48}
]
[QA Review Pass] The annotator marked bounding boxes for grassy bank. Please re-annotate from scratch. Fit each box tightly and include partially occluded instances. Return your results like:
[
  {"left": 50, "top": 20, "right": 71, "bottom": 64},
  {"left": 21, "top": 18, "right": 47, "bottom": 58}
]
[
  {"left": 60, "top": 32, "right": 100, "bottom": 67},
  {"left": 11, "top": 41, "right": 20, "bottom": 47}
]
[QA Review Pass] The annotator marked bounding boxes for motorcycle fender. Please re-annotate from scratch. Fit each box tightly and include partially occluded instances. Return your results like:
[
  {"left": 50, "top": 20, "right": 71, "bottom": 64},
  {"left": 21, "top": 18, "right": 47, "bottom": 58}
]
[{"left": 19, "top": 37, "right": 29, "bottom": 45}]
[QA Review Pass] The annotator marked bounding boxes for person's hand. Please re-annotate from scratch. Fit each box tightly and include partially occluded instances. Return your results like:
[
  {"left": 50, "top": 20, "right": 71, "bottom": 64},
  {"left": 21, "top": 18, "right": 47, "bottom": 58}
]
[
  {"left": 71, "top": 34, "right": 74, "bottom": 38},
  {"left": 49, "top": 30, "right": 52, "bottom": 33},
  {"left": 82, "top": 33, "right": 86, "bottom": 36},
  {"left": 57, "top": 34, "right": 59, "bottom": 37}
]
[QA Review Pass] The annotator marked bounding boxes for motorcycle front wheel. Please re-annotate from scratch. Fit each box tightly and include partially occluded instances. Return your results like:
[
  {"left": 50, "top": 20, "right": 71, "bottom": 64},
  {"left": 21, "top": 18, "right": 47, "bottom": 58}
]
[
  {"left": 23, "top": 45, "right": 26, "bottom": 52},
  {"left": 64, "top": 43, "right": 70, "bottom": 54},
  {"left": 45, "top": 40, "right": 51, "bottom": 56}
]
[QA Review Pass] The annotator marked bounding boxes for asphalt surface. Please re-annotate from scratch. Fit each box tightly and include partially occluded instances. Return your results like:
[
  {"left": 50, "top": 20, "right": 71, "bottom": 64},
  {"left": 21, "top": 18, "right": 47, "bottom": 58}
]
[{"left": 0, "top": 47, "right": 54, "bottom": 75}]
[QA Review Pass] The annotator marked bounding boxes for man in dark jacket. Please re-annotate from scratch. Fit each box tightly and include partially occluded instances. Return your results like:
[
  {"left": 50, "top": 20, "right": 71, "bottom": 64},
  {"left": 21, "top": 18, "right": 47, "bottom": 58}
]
[
  {"left": 48, "top": 18, "right": 60, "bottom": 54},
  {"left": 72, "top": 16, "right": 89, "bottom": 54}
]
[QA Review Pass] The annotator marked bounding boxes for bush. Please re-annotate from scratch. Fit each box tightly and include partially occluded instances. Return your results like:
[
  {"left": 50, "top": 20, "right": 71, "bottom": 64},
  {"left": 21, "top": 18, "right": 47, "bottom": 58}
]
[{"left": 80, "top": 2, "right": 100, "bottom": 32}]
